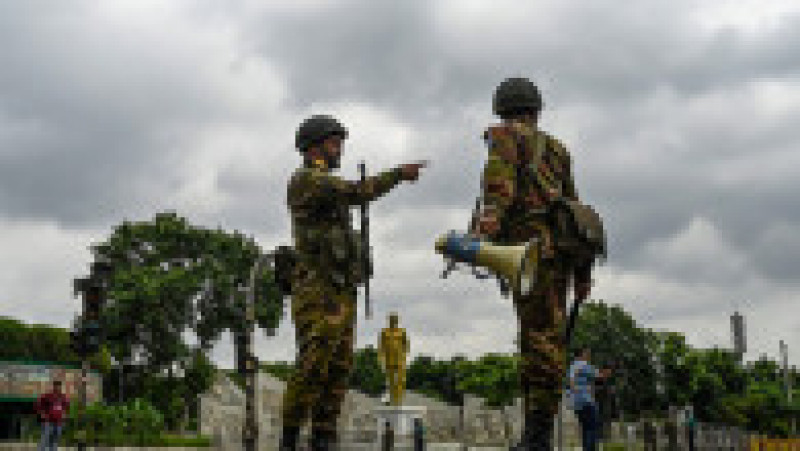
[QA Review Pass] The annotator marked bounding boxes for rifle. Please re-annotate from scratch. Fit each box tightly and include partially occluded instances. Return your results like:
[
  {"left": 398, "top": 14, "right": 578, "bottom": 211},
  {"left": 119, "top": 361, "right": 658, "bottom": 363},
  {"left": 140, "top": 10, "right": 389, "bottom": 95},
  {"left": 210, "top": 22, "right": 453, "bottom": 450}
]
[
  {"left": 564, "top": 297, "right": 583, "bottom": 350},
  {"left": 358, "top": 161, "right": 372, "bottom": 319}
]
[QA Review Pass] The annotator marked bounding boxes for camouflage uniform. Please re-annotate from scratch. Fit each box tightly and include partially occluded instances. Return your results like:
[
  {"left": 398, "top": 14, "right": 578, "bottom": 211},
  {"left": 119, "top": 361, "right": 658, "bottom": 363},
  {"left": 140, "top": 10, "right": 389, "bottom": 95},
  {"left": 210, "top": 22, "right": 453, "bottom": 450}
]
[
  {"left": 281, "top": 156, "right": 404, "bottom": 438},
  {"left": 480, "top": 120, "right": 593, "bottom": 447}
]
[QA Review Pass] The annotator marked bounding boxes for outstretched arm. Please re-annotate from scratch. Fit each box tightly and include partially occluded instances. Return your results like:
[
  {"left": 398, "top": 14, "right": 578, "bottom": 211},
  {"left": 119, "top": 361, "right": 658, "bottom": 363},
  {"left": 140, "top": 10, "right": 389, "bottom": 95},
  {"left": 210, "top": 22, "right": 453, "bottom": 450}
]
[{"left": 290, "top": 162, "right": 426, "bottom": 210}]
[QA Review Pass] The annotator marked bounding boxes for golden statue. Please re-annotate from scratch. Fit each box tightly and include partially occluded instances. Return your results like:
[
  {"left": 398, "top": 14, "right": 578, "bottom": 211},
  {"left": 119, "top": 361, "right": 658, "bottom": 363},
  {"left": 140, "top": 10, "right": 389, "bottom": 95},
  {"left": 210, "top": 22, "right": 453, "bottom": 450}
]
[{"left": 378, "top": 312, "right": 410, "bottom": 406}]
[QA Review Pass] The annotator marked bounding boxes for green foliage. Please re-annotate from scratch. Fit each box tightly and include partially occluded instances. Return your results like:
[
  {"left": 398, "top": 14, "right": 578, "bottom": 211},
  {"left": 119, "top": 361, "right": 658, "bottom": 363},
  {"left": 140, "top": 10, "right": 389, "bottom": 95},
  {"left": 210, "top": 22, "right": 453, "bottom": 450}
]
[
  {"left": 750, "top": 355, "right": 781, "bottom": 384},
  {"left": 349, "top": 345, "right": 386, "bottom": 397},
  {"left": 687, "top": 347, "right": 748, "bottom": 425},
  {"left": 63, "top": 398, "right": 164, "bottom": 445},
  {"left": 569, "top": 300, "right": 660, "bottom": 416},
  {"left": 406, "top": 354, "right": 520, "bottom": 406},
  {"left": 134, "top": 354, "right": 217, "bottom": 432},
  {"left": 407, "top": 355, "right": 460, "bottom": 404},
  {"left": 0, "top": 316, "right": 80, "bottom": 363},
  {"left": 260, "top": 360, "right": 295, "bottom": 381},
  {"left": 227, "top": 370, "right": 246, "bottom": 392},
  {"left": 157, "top": 434, "right": 213, "bottom": 447},
  {"left": 457, "top": 353, "right": 519, "bottom": 407},
  {"left": 182, "top": 349, "right": 217, "bottom": 426},
  {"left": 652, "top": 331, "right": 694, "bottom": 407},
  {"left": 740, "top": 378, "right": 793, "bottom": 437},
  {"left": 85, "top": 211, "right": 283, "bottom": 429},
  {"left": 91, "top": 212, "right": 284, "bottom": 372}
]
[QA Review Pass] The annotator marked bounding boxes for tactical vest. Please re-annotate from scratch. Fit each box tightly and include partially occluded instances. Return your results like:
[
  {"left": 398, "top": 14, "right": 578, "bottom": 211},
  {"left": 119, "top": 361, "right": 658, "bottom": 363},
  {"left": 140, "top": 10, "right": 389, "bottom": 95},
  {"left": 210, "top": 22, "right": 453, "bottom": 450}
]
[{"left": 288, "top": 168, "right": 367, "bottom": 291}]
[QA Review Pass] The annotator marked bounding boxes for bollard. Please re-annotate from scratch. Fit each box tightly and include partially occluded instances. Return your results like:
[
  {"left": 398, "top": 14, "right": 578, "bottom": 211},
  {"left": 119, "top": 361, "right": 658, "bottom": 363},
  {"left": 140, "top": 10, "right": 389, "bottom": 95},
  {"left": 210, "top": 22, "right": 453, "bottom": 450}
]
[
  {"left": 643, "top": 420, "right": 656, "bottom": 451},
  {"left": 666, "top": 418, "right": 678, "bottom": 451},
  {"left": 383, "top": 419, "right": 394, "bottom": 451},
  {"left": 414, "top": 417, "right": 425, "bottom": 451}
]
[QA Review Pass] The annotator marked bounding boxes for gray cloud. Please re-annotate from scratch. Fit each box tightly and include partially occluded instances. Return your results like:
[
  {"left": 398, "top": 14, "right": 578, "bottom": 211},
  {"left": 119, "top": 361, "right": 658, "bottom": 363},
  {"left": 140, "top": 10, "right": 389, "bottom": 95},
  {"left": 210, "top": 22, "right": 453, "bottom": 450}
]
[{"left": 0, "top": 0, "right": 798, "bottom": 368}]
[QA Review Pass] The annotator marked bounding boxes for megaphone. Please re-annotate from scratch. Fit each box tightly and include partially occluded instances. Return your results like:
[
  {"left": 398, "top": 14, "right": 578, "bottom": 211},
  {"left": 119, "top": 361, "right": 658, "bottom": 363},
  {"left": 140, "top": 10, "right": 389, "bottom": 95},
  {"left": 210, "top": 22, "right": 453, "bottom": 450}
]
[{"left": 435, "top": 231, "right": 540, "bottom": 297}]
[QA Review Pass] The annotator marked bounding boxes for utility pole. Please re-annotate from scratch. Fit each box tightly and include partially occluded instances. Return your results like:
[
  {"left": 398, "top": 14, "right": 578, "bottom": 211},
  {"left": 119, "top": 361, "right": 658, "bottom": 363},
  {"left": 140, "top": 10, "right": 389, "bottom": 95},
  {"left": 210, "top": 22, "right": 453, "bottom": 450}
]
[
  {"left": 73, "top": 280, "right": 96, "bottom": 451},
  {"left": 731, "top": 311, "right": 746, "bottom": 362},
  {"left": 779, "top": 340, "right": 795, "bottom": 436},
  {"left": 242, "top": 255, "right": 266, "bottom": 451},
  {"left": 73, "top": 260, "right": 113, "bottom": 451}
]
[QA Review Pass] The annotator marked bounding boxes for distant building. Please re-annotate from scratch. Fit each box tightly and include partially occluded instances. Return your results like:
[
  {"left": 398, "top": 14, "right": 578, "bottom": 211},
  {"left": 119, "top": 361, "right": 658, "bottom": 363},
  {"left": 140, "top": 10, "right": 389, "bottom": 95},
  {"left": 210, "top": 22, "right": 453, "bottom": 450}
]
[{"left": 0, "top": 360, "right": 102, "bottom": 439}]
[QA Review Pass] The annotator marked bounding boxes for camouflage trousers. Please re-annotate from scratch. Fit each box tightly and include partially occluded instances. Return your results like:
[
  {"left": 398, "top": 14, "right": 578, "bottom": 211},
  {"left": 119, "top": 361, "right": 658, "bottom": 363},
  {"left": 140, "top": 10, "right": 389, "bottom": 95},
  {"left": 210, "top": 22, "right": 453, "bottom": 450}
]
[
  {"left": 513, "top": 259, "right": 569, "bottom": 441},
  {"left": 280, "top": 275, "right": 356, "bottom": 435}
]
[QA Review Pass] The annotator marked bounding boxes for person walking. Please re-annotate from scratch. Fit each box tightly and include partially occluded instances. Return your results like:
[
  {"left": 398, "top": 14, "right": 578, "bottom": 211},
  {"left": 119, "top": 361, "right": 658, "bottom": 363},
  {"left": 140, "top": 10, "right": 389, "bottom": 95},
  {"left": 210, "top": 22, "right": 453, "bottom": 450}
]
[
  {"left": 568, "top": 347, "right": 611, "bottom": 451},
  {"left": 34, "top": 380, "right": 70, "bottom": 451}
]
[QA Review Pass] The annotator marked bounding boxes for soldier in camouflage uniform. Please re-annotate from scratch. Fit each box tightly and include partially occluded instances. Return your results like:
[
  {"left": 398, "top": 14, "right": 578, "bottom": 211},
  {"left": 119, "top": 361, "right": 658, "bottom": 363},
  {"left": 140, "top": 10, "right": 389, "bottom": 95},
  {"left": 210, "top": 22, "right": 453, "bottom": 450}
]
[
  {"left": 280, "top": 114, "right": 425, "bottom": 450},
  {"left": 473, "top": 78, "right": 595, "bottom": 450}
]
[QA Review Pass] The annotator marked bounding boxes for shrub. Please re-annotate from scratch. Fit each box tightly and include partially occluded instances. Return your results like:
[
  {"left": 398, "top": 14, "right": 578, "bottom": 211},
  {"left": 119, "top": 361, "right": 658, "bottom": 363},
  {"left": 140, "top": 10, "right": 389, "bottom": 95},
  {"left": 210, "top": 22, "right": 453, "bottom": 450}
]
[{"left": 63, "top": 398, "right": 164, "bottom": 445}]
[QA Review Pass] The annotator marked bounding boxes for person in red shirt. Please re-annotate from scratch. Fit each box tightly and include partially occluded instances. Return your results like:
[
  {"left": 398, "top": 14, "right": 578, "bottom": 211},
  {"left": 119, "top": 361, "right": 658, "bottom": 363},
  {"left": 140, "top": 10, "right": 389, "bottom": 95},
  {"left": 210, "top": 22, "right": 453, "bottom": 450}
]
[{"left": 34, "top": 380, "right": 70, "bottom": 451}]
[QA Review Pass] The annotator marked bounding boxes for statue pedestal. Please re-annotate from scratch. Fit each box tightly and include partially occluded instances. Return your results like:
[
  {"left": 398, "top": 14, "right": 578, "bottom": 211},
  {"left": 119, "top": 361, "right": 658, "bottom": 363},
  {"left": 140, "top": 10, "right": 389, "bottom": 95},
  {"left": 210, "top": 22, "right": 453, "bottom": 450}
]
[{"left": 373, "top": 405, "right": 426, "bottom": 446}]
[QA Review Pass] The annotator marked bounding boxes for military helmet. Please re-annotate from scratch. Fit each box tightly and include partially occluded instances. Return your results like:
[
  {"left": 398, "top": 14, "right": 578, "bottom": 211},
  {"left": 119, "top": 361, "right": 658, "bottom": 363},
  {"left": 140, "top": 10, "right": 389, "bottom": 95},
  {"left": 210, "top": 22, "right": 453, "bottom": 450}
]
[
  {"left": 492, "top": 77, "right": 543, "bottom": 117},
  {"left": 295, "top": 114, "right": 348, "bottom": 152}
]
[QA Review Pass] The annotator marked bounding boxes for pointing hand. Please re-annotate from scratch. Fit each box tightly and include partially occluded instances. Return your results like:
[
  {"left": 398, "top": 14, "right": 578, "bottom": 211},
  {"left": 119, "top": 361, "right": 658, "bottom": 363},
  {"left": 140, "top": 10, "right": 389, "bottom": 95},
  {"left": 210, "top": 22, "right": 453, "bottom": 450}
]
[{"left": 399, "top": 161, "right": 428, "bottom": 181}]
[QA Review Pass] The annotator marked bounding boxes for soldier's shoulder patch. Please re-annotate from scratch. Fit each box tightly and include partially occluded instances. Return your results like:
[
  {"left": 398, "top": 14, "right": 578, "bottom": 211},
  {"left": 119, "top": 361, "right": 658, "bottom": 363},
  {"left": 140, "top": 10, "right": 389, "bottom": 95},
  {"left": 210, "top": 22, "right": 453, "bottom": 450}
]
[
  {"left": 292, "top": 166, "right": 335, "bottom": 192},
  {"left": 484, "top": 124, "right": 518, "bottom": 164},
  {"left": 292, "top": 167, "right": 317, "bottom": 182},
  {"left": 300, "top": 165, "right": 330, "bottom": 178},
  {"left": 484, "top": 124, "right": 514, "bottom": 140}
]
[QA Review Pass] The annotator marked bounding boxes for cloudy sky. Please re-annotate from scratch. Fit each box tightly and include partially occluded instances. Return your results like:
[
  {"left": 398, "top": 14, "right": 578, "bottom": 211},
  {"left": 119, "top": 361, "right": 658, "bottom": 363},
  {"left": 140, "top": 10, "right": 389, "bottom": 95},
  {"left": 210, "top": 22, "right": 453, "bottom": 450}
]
[{"left": 1, "top": 0, "right": 798, "bottom": 370}]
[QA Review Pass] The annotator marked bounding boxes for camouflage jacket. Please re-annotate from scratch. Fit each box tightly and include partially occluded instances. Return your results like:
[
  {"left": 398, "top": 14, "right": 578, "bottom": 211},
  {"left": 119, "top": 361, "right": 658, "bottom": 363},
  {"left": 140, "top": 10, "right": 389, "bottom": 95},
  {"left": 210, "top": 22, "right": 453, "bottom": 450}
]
[
  {"left": 287, "top": 158, "right": 403, "bottom": 290},
  {"left": 480, "top": 121, "right": 590, "bottom": 281}
]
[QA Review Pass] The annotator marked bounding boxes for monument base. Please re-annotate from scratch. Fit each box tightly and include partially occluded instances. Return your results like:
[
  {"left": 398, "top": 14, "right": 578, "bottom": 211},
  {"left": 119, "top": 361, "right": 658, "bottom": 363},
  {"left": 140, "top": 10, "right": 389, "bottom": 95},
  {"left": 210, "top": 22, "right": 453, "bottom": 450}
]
[{"left": 373, "top": 405, "right": 427, "bottom": 447}]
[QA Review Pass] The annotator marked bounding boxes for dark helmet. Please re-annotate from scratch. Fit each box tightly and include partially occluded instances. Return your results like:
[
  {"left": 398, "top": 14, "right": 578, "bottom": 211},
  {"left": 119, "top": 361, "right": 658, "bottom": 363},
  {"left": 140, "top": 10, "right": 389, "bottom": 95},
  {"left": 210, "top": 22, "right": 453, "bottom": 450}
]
[
  {"left": 492, "top": 77, "right": 543, "bottom": 117},
  {"left": 295, "top": 114, "right": 348, "bottom": 152}
]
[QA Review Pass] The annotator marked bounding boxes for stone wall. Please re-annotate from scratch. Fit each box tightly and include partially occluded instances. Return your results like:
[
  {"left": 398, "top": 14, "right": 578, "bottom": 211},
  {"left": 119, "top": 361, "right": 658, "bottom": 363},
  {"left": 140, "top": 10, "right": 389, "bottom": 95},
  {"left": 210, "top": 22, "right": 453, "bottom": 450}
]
[
  {"left": 199, "top": 371, "right": 581, "bottom": 448},
  {"left": 0, "top": 361, "right": 102, "bottom": 404}
]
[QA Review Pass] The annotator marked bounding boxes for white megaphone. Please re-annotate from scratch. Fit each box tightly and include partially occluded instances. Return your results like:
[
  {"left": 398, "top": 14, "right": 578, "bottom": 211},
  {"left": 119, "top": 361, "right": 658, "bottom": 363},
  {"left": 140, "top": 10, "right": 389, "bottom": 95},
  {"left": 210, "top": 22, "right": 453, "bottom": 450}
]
[{"left": 434, "top": 231, "right": 540, "bottom": 297}]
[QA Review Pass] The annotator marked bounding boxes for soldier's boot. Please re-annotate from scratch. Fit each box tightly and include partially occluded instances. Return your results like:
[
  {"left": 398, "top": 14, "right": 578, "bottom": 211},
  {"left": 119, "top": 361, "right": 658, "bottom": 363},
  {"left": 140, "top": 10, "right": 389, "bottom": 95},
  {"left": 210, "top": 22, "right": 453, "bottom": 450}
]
[
  {"left": 310, "top": 428, "right": 337, "bottom": 451},
  {"left": 511, "top": 413, "right": 553, "bottom": 451},
  {"left": 279, "top": 425, "right": 300, "bottom": 451}
]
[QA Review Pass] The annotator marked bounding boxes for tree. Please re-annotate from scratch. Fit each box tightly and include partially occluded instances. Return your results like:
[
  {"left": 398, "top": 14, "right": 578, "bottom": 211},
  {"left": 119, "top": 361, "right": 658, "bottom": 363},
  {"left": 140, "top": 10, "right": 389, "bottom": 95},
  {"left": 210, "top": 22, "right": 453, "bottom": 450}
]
[
  {"left": 85, "top": 211, "right": 284, "bottom": 429},
  {"left": 180, "top": 348, "right": 216, "bottom": 431},
  {"left": 349, "top": 345, "right": 386, "bottom": 397},
  {"left": 569, "top": 300, "right": 660, "bottom": 418},
  {"left": 457, "top": 353, "right": 519, "bottom": 407},
  {"left": 734, "top": 355, "right": 796, "bottom": 437},
  {"left": 260, "top": 361, "right": 295, "bottom": 382},
  {"left": 407, "top": 355, "right": 453, "bottom": 403},
  {"left": 0, "top": 317, "right": 80, "bottom": 363},
  {"left": 749, "top": 355, "right": 781, "bottom": 385},
  {"left": 646, "top": 330, "right": 697, "bottom": 411},
  {"left": 685, "top": 347, "right": 748, "bottom": 425},
  {"left": 91, "top": 211, "right": 283, "bottom": 371}
]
